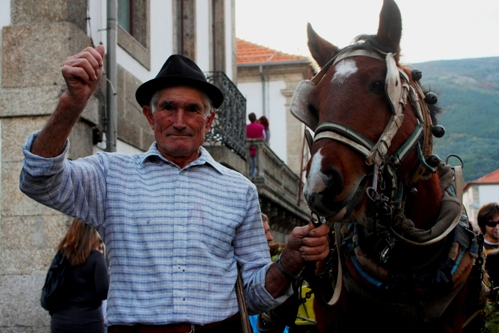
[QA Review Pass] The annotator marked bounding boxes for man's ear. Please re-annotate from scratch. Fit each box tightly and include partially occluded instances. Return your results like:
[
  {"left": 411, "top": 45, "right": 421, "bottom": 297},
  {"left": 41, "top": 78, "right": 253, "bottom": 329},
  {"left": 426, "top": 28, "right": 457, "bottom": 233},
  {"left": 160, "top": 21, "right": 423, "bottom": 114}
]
[
  {"left": 205, "top": 111, "right": 216, "bottom": 131},
  {"left": 142, "top": 105, "right": 154, "bottom": 128}
]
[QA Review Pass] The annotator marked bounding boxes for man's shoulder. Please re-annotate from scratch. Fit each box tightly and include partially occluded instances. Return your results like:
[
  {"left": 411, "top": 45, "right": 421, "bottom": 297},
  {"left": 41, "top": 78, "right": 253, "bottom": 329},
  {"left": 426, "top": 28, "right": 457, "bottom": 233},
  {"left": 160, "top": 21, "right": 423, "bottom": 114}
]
[
  {"left": 94, "top": 150, "right": 147, "bottom": 163},
  {"left": 208, "top": 161, "right": 254, "bottom": 187},
  {"left": 212, "top": 161, "right": 247, "bottom": 180}
]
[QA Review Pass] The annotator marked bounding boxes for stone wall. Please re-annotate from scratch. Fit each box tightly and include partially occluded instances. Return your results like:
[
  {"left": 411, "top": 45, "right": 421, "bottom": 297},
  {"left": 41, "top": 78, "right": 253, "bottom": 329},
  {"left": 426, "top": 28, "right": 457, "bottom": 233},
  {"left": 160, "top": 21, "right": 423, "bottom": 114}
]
[{"left": 0, "top": 1, "right": 101, "bottom": 331}]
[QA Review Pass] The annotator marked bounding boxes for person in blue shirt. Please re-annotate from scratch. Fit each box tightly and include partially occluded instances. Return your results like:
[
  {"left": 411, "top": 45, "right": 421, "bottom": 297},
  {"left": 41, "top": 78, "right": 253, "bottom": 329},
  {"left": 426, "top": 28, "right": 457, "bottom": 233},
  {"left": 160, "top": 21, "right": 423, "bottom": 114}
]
[{"left": 20, "top": 45, "right": 335, "bottom": 332}]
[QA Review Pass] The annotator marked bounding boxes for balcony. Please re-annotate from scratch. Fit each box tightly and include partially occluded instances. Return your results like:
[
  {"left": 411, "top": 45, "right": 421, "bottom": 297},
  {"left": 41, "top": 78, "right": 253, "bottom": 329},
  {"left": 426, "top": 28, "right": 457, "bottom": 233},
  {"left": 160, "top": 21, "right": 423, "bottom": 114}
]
[
  {"left": 205, "top": 71, "right": 247, "bottom": 159},
  {"left": 204, "top": 71, "right": 311, "bottom": 241},
  {"left": 247, "top": 139, "right": 311, "bottom": 240}
]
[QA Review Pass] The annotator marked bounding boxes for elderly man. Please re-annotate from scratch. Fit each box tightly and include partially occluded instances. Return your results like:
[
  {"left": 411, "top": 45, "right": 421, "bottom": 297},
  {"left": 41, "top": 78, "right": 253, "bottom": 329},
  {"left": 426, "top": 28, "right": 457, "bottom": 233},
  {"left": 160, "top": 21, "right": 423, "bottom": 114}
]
[{"left": 19, "top": 45, "right": 331, "bottom": 332}]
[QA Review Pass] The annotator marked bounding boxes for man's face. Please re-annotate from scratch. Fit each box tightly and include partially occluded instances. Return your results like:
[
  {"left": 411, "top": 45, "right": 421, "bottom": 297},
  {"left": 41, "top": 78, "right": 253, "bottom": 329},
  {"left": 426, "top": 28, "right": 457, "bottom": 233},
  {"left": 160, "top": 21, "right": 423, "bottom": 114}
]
[
  {"left": 263, "top": 221, "right": 274, "bottom": 243},
  {"left": 485, "top": 213, "right": 499, "bottom": 241},
  {"left": 143, "top": 86, "right": 215, "bottom": 168}
]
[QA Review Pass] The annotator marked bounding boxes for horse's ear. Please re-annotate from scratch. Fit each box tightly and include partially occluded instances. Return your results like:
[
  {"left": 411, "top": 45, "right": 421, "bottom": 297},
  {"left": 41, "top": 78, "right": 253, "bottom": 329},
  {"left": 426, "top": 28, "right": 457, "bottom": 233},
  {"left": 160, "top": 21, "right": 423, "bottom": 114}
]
[
  {"left": 377, "top": 0, "right": 402, "bottom": 60},
  {"left": 307, "top": 23, "right": 339, "bottom": 68}
]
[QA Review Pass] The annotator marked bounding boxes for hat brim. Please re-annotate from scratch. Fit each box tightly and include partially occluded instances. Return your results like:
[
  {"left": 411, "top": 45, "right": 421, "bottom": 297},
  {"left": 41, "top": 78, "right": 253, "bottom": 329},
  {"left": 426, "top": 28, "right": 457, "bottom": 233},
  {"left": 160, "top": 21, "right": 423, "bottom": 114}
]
[{"left": 135, "top": 77, "right": 224, "bottom": 109}]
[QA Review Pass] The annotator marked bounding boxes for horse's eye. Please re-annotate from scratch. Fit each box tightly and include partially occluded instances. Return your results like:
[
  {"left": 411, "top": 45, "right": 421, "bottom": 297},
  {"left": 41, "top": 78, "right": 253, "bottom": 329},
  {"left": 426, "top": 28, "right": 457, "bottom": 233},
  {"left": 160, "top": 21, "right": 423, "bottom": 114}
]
[{"left": 370, "top": 80, "right": 385, "bottom": 94}]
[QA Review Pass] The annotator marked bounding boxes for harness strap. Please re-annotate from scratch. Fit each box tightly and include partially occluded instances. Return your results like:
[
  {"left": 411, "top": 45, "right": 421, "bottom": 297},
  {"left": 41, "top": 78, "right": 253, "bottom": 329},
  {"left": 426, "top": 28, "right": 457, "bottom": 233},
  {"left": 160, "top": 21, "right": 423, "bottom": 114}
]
[
  {"left": 454, "top": 165, "right": 464, "bottom": 206},
  {"left": 366, "top": 53, "right": 407, "bottom": 167},
  {"left": 327, "top": 223, "right": 344, "bottom": 306}
]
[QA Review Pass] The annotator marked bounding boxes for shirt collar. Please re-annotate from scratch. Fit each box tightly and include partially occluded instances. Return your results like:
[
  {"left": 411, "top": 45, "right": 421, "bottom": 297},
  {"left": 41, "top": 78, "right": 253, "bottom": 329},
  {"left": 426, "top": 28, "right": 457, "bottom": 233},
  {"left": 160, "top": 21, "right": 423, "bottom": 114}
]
[{"left": 140, "top": 142, "right": 224, "bottom": 174}]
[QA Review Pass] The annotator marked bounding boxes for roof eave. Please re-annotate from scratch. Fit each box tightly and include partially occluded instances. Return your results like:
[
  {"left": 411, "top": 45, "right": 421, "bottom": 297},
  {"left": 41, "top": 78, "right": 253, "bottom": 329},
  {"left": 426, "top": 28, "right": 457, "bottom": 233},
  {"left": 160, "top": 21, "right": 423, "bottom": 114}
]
[{"left": 238, "top": 60, "right": 311, "bottom": 67}]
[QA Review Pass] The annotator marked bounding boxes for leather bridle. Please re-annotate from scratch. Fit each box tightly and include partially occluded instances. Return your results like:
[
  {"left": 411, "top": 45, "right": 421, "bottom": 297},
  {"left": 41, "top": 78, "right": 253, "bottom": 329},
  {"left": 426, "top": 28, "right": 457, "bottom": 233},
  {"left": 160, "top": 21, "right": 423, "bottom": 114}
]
[{"left": 291, "top": 45, "right": 437, "bottom": 220}]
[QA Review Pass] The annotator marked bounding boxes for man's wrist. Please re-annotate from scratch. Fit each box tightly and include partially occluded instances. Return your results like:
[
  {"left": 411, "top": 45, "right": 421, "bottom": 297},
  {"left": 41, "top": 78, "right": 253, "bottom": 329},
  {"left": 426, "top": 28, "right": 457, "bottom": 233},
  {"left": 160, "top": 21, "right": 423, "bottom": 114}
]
[{"left": 275, "top": 253, "right": 299, "bottom": 280}]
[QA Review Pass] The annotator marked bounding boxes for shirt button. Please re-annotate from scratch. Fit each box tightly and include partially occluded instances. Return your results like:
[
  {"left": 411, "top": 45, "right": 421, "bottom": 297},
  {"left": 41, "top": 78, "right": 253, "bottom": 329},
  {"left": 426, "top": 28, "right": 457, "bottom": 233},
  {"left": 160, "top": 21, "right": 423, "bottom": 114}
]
[{"left": 177, "top": 259, "right": 182, "bottom": 264}]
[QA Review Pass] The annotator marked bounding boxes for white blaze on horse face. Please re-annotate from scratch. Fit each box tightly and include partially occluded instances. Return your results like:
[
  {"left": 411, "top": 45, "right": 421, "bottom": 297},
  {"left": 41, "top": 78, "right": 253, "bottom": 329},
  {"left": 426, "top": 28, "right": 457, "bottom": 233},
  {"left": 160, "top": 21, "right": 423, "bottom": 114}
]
[
  {"left": 304, "top": 148, "right": 328, "bottom": 197},
  {"left": 331, "top": 59, "right": 358, "bottom": 85}
]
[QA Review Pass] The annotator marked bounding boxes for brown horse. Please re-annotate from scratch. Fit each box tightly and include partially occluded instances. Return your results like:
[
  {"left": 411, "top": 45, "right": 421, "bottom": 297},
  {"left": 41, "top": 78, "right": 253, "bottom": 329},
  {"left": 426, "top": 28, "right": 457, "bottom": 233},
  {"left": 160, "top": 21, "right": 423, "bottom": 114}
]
[{"left": 289, "top": 0, "right": 487, "bottom": 332}]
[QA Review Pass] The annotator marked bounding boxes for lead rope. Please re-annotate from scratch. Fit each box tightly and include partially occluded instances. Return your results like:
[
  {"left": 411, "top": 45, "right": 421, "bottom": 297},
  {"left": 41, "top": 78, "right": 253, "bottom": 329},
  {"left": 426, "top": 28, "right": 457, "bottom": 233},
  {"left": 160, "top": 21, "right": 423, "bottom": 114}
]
[{"left": 236, "top": 265, "right": 253, "bottom": 333}]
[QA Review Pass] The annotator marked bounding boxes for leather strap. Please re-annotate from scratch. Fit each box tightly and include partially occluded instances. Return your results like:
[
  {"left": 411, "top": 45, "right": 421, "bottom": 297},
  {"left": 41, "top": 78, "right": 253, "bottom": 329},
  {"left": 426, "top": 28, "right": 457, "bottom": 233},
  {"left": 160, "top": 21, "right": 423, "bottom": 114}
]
[{"left": 236, "top": 265, "right": 252, "bottom": 333}]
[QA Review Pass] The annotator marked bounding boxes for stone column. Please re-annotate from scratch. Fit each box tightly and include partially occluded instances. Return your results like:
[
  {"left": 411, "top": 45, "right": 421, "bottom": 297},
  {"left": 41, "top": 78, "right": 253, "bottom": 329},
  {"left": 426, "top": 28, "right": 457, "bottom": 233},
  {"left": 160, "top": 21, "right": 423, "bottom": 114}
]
[{"left": 0, "top": 1, "right": 100, "bottom": 331}]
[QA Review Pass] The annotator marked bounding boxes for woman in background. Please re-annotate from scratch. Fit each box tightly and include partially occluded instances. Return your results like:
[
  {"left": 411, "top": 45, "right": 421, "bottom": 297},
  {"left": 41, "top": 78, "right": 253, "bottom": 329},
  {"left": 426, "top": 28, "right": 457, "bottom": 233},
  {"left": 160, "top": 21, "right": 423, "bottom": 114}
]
[
  {"left": 258, "top": 116, "right": 270, "bottom": 143},
  {"left": 50, "top": 219, "right": 109, "bottom": 333}
]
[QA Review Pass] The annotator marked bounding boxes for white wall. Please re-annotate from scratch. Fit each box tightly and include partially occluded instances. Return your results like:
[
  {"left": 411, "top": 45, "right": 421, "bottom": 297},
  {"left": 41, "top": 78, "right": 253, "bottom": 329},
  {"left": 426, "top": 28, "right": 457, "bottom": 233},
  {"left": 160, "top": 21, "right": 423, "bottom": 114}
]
[
  {"left": 196, "top": 0, "right": 210, "bottom": 71},
  {"left": 238, "top": 80, "right": 287, "bottom": 162},
  {"left": 225, "top": 0, "right": 234, "bottom": 79},
  {"left": 478, "top": 185, "right": 499, "bottom": 205},
  {"left": 463, "top": 183, "right": 499, "bottom": 227},
  {"left": 0, "top": 0, "right": 10, "bottom": 27},
  {"left": 0, "top": 0, "right": 10, "bottom": 86}
]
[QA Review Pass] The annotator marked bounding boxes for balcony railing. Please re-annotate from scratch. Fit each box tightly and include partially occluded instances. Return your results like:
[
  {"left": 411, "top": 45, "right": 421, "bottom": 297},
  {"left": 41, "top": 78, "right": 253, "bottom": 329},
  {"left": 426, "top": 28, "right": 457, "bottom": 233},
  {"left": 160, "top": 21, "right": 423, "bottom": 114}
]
[
  {"left": 247, "top": 139, "right": 310, "bottom": 220},
  {"left": 205, "top": 71, "right": 247, "bottom": 159}
]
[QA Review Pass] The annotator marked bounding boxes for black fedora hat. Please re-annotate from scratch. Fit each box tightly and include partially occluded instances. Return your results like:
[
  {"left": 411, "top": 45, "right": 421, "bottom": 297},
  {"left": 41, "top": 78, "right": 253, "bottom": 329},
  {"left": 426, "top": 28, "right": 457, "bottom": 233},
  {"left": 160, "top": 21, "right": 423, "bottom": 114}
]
[{"left": 135, "top": 54, "right": 224, "bottom": 108}]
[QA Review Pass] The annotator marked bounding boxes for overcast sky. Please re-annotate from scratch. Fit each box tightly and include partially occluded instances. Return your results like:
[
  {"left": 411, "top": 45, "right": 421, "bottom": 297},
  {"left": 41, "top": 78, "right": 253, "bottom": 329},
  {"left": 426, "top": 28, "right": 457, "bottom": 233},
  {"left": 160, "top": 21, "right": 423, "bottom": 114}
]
[{"left": 235, "top": 0, "right": 499, "bottom": 64}]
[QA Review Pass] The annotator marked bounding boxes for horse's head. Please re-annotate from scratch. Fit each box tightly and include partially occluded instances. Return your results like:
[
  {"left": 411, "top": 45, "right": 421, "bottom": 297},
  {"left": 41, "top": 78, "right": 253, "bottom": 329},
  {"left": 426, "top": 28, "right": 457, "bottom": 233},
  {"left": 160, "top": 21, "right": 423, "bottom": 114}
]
[{"left": 293, "top": 0, "right": 442, "bottom": 225}]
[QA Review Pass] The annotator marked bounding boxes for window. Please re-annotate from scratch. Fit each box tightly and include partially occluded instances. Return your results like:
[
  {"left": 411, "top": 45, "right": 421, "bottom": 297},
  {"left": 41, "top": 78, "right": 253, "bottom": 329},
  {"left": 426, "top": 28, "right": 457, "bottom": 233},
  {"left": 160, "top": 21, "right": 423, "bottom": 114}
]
[
  {"left": 118, "top": 0, "right": 132, "bottom": 33},
  {"left": 118, "top": 0, "right": 150, "bottom": 69}
]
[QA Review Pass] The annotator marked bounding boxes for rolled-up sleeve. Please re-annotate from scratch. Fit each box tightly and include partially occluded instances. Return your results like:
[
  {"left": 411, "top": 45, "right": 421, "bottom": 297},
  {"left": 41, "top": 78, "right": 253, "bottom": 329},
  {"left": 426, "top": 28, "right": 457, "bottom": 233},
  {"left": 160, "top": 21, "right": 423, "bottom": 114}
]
[{"left": 19, "top": 131, "right": 107, "bottom": 229}]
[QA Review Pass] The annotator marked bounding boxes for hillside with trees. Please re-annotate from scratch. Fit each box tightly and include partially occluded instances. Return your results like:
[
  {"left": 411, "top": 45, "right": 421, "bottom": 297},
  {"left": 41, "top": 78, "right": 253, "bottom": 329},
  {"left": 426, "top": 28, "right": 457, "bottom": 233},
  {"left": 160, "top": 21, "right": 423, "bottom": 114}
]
[{"left": 408, "top": 57, "right": 499, "bottom": 182}]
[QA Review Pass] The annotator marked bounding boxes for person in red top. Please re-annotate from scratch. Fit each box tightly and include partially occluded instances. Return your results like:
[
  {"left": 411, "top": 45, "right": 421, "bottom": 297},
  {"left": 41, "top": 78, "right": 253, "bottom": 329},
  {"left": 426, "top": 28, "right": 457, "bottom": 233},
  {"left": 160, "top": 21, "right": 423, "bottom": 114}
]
[{"left": 246, "top": 112, "right": 266, "bottom": 179}]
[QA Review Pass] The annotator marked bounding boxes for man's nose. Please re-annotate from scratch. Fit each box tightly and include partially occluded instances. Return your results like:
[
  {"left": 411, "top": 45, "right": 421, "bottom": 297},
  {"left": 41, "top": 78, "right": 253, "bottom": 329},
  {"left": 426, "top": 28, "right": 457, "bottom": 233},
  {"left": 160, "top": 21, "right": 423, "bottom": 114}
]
[{"left": 172, "top": 109, "right": 187, "bottom": 127}]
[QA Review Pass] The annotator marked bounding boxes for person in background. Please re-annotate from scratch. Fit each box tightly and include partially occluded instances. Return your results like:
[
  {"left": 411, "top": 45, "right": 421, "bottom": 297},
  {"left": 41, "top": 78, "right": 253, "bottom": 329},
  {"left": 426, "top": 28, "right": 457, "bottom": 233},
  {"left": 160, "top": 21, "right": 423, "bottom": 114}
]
[
  {"left": 95, "top": 236, "right": 109, "bottom": 333},
  {"left": 262, "top": 213, "right": 274, "bottom": 244},
  {"left": 477, "top": 202, "right": 499, "bottom": 294},
  {"left": 258, "top": 116, "right": 270, "bottom": 144},
  {"left": 250, "top": 214, "right": 289, "bottom": 333},
  {"left": 50, "top": 219, "right": 109, "bottom": 333},
  {"left": 246, "top": 112, "right": 266, "bottom": 179},
  {"left": 20, "top": 45, "right": 331, "bottom": 332},
  {"left": 477, "top": 202, "right": 499, "bottom": 255}
]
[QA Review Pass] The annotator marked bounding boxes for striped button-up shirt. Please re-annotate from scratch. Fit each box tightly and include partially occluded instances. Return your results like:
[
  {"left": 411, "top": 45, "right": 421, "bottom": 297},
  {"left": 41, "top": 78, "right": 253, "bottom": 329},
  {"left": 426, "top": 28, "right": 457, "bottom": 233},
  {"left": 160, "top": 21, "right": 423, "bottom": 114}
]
[{"left": 20, "top": 131, "right": 290, "bottom": 326}]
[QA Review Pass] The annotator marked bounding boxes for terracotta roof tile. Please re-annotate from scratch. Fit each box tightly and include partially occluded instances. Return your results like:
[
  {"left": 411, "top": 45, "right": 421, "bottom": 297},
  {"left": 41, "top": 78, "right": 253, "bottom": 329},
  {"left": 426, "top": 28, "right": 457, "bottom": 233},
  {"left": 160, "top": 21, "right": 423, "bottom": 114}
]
[
  {"left": 464, "top": 169, "right": 499, "bottom": 190},
  {"left": 237, "top": 38, "right": 309, "bottom": 64},
  {"left": 473, "top": 169, "right": 499, "bottom": 183}
]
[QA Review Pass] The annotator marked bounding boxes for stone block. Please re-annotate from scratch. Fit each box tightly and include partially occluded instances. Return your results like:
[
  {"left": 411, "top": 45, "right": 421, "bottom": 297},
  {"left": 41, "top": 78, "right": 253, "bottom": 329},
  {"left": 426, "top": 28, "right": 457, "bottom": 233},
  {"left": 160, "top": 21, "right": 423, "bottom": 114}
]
[
  {"left": 11, "top": 0, "right": 87, "bottom": 32},
  {"left": 1, "top": 160, "right": 61, "bottom": 218},
  {"left": 0, "top": 87, "right": 100, "bottom": 126},
  {"left": 0, "top": 274, "right": 50, "bottom": 327},
  {"left": 0, "top": 87, "right": 61, "bottom": 118},
  {"left": 0, "top": 215, "right": 71, "bottom": 275},
  {"left": 2, "top": 24, "right": 91, "bottom": 88},
  {"left": 1, "top": 117, "right": 49, "bottom": 163},
  {"left": 117, "top": 65, "right": 153, "bottom": 151},
  {"left": 118, "top": 109, "right": 143, "bottom": 150},
  {"left": 67, "top": 121, "right": 95, "bottom": 160}
]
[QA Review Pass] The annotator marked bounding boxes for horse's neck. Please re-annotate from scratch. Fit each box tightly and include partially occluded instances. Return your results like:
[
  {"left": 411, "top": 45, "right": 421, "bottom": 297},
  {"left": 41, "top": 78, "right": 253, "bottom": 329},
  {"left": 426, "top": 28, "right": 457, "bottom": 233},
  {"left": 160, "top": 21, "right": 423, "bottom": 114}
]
[{"left": 403, "top": 174, "right": 443, "bottom": 230}]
